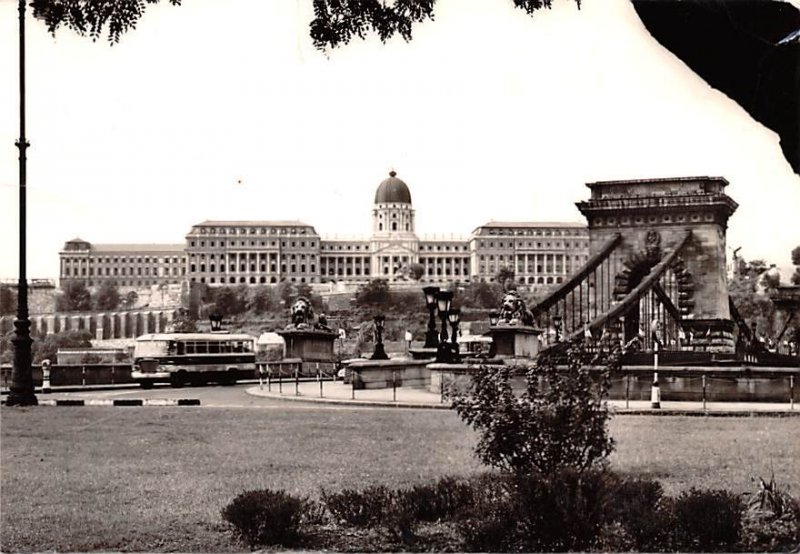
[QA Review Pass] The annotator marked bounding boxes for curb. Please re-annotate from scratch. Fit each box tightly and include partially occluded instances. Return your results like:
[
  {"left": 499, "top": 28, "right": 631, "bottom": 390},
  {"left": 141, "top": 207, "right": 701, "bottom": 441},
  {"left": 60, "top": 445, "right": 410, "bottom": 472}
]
[
  {"left": 246, "top": 388, "right": 799, "bottom": 416},
  {"left": 18, "top": 398, "right": 202, "bottom": 407},
  {"left": 245, "top": 388, "right": 450, "bottom": 410},
  {"left": 611, "top": 409, "right": 800, "bottom": 418}
]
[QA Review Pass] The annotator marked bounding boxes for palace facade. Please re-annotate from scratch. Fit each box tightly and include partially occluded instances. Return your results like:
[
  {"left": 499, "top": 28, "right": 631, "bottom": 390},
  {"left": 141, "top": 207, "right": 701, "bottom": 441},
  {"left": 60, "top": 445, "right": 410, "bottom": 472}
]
[{"left": 59, "top": 172, "right": 589, "bottom": 289}]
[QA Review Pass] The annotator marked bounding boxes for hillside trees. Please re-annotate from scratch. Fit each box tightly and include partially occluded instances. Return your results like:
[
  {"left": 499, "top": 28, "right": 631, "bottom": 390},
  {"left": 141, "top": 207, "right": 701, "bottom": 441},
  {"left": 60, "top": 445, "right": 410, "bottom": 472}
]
[
  {"left": 0, "top": 285, "right": 17, "bottom": 315},
  {"left": 93, "top": 281, "right": 120, "bottom": 310},
  {"left": 56, "top": 281, "right": 92, "bottom": 312}
]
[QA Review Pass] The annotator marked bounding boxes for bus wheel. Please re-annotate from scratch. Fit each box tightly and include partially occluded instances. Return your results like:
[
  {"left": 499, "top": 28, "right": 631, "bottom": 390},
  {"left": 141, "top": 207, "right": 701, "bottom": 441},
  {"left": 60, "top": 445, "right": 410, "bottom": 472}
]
[
  {"left": 139, "top": 380, "right": 154, "bottom": 390},
  {"left": 221, "top": 369, "right": 237, "bottom": 386},
  {"left": 170, "top": 372, "right": 186, "bottom": 388}
]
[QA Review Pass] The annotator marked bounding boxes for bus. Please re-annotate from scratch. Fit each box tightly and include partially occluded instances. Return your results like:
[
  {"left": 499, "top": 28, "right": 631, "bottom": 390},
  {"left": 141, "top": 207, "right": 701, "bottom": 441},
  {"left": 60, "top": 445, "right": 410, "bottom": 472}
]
[{"left": 132, "top": 333, "right": 257, "bottom": 388}]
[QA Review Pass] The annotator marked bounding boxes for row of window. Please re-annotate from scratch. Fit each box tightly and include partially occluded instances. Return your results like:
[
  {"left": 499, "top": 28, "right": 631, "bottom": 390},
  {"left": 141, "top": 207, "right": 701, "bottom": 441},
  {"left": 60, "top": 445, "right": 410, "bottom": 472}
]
[
  {"left": 190, "top": 263, "right": 317, "bottom": 274},
  {"left": 189, "top": 253, "right": 313, "bottom": 261},
  {"left": 483, "top": 228, "right": 587, "bottom": 237},
  {"left": 62, "top": 256, "right": 182, "bottom": 265},
  {"left": 193, "top": 226, "right": 312, "bottom": 235},
  {"left": 475, "top": 240, "right": 588, "bottom": 249},
  {"left": 478, "top": 254, "right": 586, "bottom": 262},
  {"left": 63, "top": 267, "right": 185, "bottom": 277},
  {"left": 63, "top": 278, "right": 178, "bottom": 287},
  {"left": 191, "top": 276, "right": 316, "bottom": 284},
  {"left": 189, "top": 239, "right": 317, "bottom": 249}
]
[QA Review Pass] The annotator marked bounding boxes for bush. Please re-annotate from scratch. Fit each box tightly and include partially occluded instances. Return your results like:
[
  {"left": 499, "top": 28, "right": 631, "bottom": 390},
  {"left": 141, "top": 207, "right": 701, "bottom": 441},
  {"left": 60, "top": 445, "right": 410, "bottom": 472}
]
[
  {"left": 449, "top": 352, "right": 614, "bottom": 475},
  {"left": 742, "top": 475, "right": 800, "bottom": 551},
  {"left": 670, "top": 488, "right": 744, "bottom": 551},
  {"left": 321, "top": 485, "right": 395, "bottom": 527},
  {"left": 396, "top": 476, "right": 476, "bottom": 522},
  {"left": 603, "top": 477, "right": 670, "bottom": 551},
  {"left": 221, "top": 489, "right": 307, "bottom": 547}
]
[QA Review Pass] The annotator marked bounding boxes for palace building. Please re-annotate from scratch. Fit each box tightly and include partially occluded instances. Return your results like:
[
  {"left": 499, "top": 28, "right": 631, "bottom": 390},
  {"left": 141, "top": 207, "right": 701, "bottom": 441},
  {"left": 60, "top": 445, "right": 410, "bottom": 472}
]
[{"left": 58, "top": 172, "right": 589, "bottom": 289}]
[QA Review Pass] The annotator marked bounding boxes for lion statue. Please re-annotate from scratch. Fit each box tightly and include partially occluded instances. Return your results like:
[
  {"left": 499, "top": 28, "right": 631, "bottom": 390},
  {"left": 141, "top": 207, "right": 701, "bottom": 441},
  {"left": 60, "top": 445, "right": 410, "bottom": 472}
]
[
  {"left": 498, "top": 291, "right": 534, "bottom": 326},
  {"left": 289, "top": 296, "right": 314, "bottom": 328}
]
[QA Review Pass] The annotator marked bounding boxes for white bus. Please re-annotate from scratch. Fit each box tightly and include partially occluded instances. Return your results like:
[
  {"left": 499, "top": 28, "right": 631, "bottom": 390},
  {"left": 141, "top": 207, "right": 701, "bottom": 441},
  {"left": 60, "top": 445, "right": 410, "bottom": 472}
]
[{"left": 132, "top": 333, "right": 257, "bottom": 388}]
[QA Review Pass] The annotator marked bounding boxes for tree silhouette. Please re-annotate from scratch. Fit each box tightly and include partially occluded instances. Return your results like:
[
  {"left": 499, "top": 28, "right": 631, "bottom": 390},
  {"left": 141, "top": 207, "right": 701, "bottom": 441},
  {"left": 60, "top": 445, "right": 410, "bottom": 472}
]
[{"left": 30, "top": 0, "right": 578, "bottom": 48}]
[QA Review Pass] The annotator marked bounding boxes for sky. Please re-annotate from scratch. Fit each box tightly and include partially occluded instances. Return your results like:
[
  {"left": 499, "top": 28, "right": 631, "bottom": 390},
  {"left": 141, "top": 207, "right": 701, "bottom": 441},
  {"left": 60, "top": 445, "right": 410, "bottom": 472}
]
[{"left": 1, "top": 0, "right": 799, "bottom": 281}]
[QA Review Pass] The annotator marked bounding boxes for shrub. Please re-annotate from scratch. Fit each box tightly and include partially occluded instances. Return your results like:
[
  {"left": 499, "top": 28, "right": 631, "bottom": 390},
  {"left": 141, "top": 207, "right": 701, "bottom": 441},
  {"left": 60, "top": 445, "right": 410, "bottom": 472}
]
[
  {"left": 510, "top": 469, "right": 617, "bottom": 552},
  {"left": 458, "top": 470, "right": 620, "bottom": 552},
  {"left": 449, "top": 350, "right": 614, "bottom": 475},
  {"left": 742, "top": 475, "right": 800, "bottom": 551},
  {"left": 321, "top": 485, "right": 395, "bottom": 527},
  {"left": 397, "top": 476, "right": 476, "bottom": 522},
  {"left": 670, "top": 488, "right": 744, "bottom": 551},
  {"left": 604, "top": 477, "right": 671, "bottom": 551},
  {"left": 221, "top": 489, "right": 307, "bottom": 547}
]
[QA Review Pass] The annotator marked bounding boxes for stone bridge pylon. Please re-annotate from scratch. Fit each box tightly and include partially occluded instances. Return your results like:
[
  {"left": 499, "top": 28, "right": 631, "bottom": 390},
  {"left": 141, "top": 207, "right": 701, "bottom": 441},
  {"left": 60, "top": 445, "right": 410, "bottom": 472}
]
[{"left": 533, "top": 176, "right": 739, "bottom": 354}]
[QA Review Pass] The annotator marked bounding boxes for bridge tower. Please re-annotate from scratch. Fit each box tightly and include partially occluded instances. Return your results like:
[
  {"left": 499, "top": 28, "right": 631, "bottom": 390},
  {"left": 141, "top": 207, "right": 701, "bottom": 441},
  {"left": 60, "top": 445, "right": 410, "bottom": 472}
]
[{"left": 575, "top": 177, "right": 738, "bottom": 352}]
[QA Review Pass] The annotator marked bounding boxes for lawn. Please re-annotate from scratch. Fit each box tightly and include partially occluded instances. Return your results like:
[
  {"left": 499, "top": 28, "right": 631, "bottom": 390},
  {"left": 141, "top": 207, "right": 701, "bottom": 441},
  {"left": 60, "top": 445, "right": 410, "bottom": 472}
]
[{"left": 1, "top": 407, "right": 798, "bottom": 552}]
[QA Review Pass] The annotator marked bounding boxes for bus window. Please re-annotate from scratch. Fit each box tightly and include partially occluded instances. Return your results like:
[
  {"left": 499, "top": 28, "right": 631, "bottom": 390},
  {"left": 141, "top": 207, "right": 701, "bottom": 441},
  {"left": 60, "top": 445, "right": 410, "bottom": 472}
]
[
  {"left": 195, "top": 342, "right": 208, "bottom": 354},
  {"left": 167, "top": 341, "right": 177, "bottom": 355},
  {"left": 186, "top": 342, "right": 195, "bottom": 354},
  {"left": 243, "top": 341, "right": 253, "bottom": 352},
  {"left": 219, "top": 341, "right": 230, "bottom": 354},
  {"left": 208, "top": 341, "right": 220, "bottom": 354},
  {"left": 177, "top": 341, "right": 186, "bottom": 355}
]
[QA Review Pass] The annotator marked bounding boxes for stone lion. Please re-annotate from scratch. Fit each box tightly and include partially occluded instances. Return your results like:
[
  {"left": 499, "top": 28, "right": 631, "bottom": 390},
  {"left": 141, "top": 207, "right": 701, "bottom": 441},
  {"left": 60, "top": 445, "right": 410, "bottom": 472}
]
[
  {"left": 499, "top": 291, "right": 534, "bottom": 326},
  {"left": 290, "top": 296, "right": 314, "bottom": 327}
]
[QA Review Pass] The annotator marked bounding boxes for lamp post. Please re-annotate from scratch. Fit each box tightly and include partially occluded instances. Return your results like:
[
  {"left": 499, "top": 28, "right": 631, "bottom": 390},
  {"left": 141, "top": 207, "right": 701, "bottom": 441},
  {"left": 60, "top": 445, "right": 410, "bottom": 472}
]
[
  {"left": 489, "top": 311, "right": 500, "bottom": 327},
  {"left": 435, "top": 290, "right": 453, "bottom": 363},
  {"left": 7, "top": 0, "right": 36, "bottom": 406},
  {"left": 371, "top": 314, "right": 389, "bottom": 360},
  {"left": 422, "top": 286, "right": 440, "bottom": 348},
  {"left": 448, "top": 308, "right": 461, "bottom": 362}
]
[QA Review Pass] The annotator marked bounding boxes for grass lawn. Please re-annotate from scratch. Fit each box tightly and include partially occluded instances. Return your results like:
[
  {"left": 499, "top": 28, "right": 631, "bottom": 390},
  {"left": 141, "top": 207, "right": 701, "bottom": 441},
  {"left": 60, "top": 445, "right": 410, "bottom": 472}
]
[{"left": 1, "top": 407, "right": 798, "bottom": 552}]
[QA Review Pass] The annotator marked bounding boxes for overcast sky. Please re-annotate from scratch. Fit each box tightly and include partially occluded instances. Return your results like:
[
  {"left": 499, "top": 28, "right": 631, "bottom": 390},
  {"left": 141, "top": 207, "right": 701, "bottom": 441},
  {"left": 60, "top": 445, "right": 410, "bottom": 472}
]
[{"left": 1, "top": 0, "right": 798, "bottom": 281}]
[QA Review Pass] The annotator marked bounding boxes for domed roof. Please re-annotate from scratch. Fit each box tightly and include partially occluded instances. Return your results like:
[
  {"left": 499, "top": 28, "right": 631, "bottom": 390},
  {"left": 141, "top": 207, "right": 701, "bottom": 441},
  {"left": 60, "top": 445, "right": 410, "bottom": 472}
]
[{"left": 374, "top": 171, "right": 412, "bottom": 204}]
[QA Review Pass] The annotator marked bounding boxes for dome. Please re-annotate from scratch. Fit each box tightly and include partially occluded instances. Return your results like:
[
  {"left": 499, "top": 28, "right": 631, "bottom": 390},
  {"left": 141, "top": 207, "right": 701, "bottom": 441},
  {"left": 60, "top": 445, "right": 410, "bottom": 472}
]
[{"left": 374, "top": 171, "right": 412, "bottom": 204}]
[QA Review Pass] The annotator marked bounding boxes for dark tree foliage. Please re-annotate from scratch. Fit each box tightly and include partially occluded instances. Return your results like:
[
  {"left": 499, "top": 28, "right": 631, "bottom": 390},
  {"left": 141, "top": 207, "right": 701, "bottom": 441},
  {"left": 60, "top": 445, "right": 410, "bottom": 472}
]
[
  {"left": 408, "top": 262, "right": 424, "bottom": 281},
  {"left": 32, "top": 330, "right": 93, "bottom": 363},
  {"left": 459, "top": 281, "right": 502, "bottom": 309},
  {"left": 57, "top": 281, "right": 92, "bottom": 312},
  {"left": 93, "top": 281, "right": 120, "bottom": 310},
  {"left": 171, "top": 308, "right": 196, "bottom": 333},
  {"left": 0, "top": 285, "right": 17, "bottom": 316},
  {"left": 248, "top": 286, "right": 277, "bottom": 315},
  {"left": 495, "top": 266, "right": 515, "bottom": 290},
  {"left": 31, "top": 0, "right": 182, "bottom": 43},
  {"left": 31, "top": 0, "right": 578, "bottom": 49},
  {"left": 354, "top": 278, "right": 390, "bottom": 306},
  {"left": 212, "top": 286, "right": 248, "bottom": 317},
  {"left": 450, "top": 346, "right": 614, "bottom": 476}
]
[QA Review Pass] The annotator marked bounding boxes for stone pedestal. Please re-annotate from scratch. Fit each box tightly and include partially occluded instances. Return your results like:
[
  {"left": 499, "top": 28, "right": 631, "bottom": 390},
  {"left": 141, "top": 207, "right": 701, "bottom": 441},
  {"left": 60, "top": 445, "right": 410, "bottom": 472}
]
[
  {"left": 409, "top": 347, "right": 437, "bottom": 360},
  {"left": 486, "top": 325, "right": 542, "bottom": 359},
  {"left": 682, "top": 319, "right": 736, "bottom": 353},
  {"left": 277, "top": 328, "right": 337, "bottom": 362},
  {"left": 347, "top": 359, "right": 431, "bottom": 389}
]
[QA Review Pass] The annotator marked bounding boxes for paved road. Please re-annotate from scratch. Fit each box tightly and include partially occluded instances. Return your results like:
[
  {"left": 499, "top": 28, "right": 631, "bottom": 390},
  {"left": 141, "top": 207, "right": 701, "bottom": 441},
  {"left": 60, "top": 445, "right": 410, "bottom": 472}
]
[{"left": 36, "top": 383, "right": 418, "bottom": 411}]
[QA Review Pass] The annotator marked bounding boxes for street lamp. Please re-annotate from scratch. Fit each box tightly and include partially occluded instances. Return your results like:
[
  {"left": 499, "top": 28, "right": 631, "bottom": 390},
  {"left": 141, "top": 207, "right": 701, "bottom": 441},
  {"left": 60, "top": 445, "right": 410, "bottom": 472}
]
[
  {"left": 435, "top": 290, "right": 453, "bottom": 362},
  {"left": 422, "top": 286, "right": 440, "bottom": 348},
  {"left": 489, "top": 311, "right": 500, "bottom": 327},
  {"left": 448, "top": 308, "right": 461, "bottom": 362},
  {"left": 371, "top": 314, "right": 389, "bottom": 360},
  {"left": 7, "top": 0, "right": 36, "bottom": 406}
]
